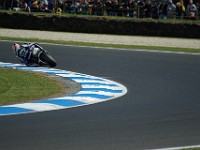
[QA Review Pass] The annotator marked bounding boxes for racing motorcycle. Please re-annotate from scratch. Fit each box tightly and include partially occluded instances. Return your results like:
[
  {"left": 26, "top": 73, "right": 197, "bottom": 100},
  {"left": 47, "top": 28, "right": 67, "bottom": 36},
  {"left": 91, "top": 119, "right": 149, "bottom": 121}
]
[
  {"left": 14, "top": 43, "right": 57, "bottom": 67},
  {"left": 29, "top": 44, "right": 57, "bottom": 67}
]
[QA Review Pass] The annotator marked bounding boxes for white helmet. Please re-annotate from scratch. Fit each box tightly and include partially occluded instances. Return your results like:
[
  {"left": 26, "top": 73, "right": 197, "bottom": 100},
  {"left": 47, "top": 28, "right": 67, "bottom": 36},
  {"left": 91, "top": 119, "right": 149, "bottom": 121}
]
[{"left": 12, "top": 43, "right": 20, "bottom": 52}]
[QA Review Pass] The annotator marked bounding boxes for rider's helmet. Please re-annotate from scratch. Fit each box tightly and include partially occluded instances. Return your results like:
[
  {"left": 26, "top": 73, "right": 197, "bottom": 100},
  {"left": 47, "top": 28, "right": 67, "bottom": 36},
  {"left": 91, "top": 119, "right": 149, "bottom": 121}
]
[{"left": 12, "top": 43, "right": 20, "bottom": 53}]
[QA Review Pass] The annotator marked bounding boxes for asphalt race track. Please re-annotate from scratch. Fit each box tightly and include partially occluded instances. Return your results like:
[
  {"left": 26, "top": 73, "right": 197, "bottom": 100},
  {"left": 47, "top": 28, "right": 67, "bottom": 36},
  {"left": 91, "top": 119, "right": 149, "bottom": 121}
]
[{"left": 0, "top": 41, "right": 200, "bottom": 150}]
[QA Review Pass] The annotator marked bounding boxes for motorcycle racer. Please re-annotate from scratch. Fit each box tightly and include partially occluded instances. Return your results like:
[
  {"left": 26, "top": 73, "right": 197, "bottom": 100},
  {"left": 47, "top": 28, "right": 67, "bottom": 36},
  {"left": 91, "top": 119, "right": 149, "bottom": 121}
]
[{"left": 12, "top": 43, "right": 39, "bottom": 66}]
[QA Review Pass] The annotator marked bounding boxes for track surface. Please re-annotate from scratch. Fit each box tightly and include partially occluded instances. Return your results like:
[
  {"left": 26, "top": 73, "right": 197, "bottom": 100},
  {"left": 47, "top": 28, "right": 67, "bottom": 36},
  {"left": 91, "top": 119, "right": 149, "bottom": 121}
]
[{"left": 0, "top": 41, "right": 200, "bottom": 150}]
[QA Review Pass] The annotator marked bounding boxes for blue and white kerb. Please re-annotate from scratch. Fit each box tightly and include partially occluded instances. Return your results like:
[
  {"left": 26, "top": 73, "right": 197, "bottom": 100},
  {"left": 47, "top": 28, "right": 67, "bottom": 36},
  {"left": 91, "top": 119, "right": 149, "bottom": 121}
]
[{"left": 0, "top": 62, "right": 127, "bottom": 116}]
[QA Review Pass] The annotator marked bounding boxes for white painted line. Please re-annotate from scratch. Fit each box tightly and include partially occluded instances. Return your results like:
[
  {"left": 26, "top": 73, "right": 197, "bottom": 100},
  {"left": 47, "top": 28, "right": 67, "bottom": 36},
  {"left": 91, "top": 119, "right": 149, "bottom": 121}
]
[
  {"left": 56, "top": 96, "right": 102, "bottom": 103},
  {"left": 149, "top": 144, "right": 200, "bottom": 150},
  {"left": 56, "top": 73, "right": 102, "bottom": 80},
  {"left": 5, "top": 103, "right": 65, "bottom": 111},
  {"left": 81, "top": 85, "right": 121, "bottom": 90},
  {"left": 78, "top": 91, "right": 118, "bottom": 96},
  {"left": 70, "top": 79, "right": 110, "bottom": 84}
]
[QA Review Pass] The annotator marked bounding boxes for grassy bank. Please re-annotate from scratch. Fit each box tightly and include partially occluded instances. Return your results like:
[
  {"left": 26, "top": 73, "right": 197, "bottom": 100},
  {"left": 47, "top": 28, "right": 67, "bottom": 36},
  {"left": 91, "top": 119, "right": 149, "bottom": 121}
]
[
  {"left": 0, "top": 36, "right": 200, "bottom": 53},
  {"left": 0, "top": 68, "right": 65, "bottom": 105}
]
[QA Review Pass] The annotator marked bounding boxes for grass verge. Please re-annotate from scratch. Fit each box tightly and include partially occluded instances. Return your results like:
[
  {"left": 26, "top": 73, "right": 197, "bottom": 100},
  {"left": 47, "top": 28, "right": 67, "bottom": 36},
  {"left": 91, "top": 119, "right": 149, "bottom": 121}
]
[
  {"left": 0, "top": 36, "right": 200, "bottom": 53},
  {"left": 0, "top": 68, "right": 65, "bottom": 105}
]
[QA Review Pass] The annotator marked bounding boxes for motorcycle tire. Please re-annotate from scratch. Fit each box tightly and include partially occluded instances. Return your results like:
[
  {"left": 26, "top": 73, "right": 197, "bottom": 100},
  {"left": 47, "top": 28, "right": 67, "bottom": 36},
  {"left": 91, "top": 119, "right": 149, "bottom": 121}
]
[{"left": 40, "top": 53, "right": 57, "bottom": 67}]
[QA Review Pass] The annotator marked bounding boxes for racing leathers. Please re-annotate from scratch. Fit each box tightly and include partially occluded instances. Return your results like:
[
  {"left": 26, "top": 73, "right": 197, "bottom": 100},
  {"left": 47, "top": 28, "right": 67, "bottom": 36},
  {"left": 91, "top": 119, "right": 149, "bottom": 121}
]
[{"left": 15, "top": 43, "right": 36, "bottom": 66}]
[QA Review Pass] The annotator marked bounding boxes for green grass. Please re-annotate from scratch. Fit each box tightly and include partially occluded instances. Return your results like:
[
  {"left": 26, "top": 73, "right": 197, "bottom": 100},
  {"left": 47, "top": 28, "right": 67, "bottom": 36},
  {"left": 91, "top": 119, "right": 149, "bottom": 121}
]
[
  {"left": 0, "top": 68, "right": 64, "bottom": 105},
  {"left": 0, "top": 36, "right": 199, "bottom": 53}
]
